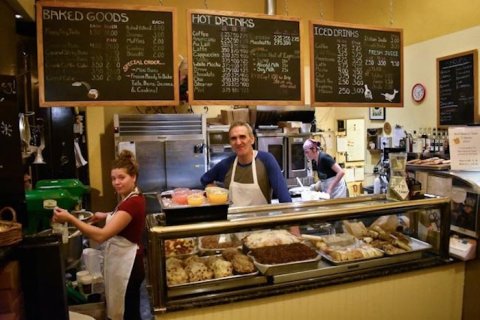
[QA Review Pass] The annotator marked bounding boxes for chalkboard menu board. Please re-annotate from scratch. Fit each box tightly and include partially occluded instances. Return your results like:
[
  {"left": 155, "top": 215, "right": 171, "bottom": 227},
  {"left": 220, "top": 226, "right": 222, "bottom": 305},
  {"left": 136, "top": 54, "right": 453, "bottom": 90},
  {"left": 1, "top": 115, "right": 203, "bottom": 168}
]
[
  {"left": 310, "top": 20, "right": 403, "bottom": 107},
  {"left": 437, "top": 50, "right": 478, "bottom": 127},
  {"left": 37, "top": 2, "right": 178, "bottom": 107},
  {"left": 187, "top": 10, "right": 304, "bottom": 106},
  {"left": 0, "top": 75, "right": 21, "bottom": 175}
]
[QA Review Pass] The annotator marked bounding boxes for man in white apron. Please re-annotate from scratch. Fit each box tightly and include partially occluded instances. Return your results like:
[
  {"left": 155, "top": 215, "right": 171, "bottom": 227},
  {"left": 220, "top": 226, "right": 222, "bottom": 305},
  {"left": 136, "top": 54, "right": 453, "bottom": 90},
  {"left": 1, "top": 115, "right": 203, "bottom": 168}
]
[
  {"left": 229, "top": 150, "right": 268, "bottom": 206},
  {"left": 201, "top": 121, "right": 291, "bottom": 206}
]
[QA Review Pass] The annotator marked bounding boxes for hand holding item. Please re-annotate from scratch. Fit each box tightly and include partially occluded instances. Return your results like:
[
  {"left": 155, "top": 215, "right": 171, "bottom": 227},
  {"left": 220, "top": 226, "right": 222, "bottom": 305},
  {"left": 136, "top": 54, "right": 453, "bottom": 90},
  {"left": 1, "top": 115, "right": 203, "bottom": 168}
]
[
  {"left": 89, "top": 212, "right": 108, "bottom": 224},
  {"left": 52, "top": 207, "right": 71, "bottom": 224},
  {"left": 309, "top": 181, "right": 321, "bottom": 192}
]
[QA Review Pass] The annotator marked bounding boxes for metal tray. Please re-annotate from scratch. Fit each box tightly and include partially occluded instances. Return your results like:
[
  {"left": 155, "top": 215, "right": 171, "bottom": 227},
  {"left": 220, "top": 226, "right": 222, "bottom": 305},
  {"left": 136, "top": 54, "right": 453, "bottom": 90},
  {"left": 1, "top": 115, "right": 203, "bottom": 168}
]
[
  {"left": 320, "top": 247, "right": 384, "bottom": 265},
  {"left": 167, "top": 255, "right": 261, "bottom": 297},
  {"left": 249, "top": 253, "right": 321, "bottom": 276},
  {"left": 165, "top": 238, "right": 198, "bottom": 257},
  {"left": 158, "top": 193, "right": 228, "bottom": 226},
  {"left": 198, "top": 234, "right": 242, "bottom": 254},
  {"left": 168, "top": 273, "right": 266, "bottom": 298},
  {"left": 70, "top": 210, "right": 93, "bottom": 222},
  {"left": 168, "top": 269, "right": 259, "bottom": 289},
  {"left": 381, "top": 237, "right": 432, "bottom": 256}
]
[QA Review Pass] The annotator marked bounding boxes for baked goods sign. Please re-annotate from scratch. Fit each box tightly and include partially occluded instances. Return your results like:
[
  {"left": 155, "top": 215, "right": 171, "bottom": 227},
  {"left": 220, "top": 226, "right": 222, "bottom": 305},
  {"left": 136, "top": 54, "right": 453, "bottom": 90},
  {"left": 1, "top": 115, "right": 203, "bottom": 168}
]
[{"left": 37, "top": 1, "right": 178, "bottom": 106}]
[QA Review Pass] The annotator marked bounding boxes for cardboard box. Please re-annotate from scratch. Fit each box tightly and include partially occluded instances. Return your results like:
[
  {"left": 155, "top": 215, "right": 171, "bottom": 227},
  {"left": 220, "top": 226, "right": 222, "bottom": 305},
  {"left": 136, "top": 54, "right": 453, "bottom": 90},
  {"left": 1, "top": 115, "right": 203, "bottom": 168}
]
[
  {"left": 0, "top": 261, "right": 20, "bottom": 290},
  {"left": 282, "top": 127, "right": 300, "bottom": 134},
  {"left": 278, "top": 121, "right": 302, "bottom": 129},
  {"left": 221, "top": 109, "right": 250, "bottom": 125},
  {"left": 221, "top": 110, "right": 233, "bottom": 125}
]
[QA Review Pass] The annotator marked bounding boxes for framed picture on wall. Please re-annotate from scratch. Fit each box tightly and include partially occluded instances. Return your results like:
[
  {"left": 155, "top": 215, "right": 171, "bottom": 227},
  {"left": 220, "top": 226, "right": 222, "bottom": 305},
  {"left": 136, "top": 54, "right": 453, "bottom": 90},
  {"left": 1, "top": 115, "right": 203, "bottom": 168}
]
[{"left": 369, "top": 107, "right": 386, "bottom": 120}]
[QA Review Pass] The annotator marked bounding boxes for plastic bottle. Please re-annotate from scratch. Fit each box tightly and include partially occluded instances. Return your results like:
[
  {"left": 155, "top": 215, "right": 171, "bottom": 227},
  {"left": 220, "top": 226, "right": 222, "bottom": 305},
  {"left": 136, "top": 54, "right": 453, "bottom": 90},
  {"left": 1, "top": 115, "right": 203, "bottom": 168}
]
[
  {"left": 412, "top": 130, "right": 424, "bottom": 153},
  {"left": 430, "top": 128, "right": 437, "bottom": 153},
  {"left": 373, "top": 175, "right": 381, "bottom": 194}
]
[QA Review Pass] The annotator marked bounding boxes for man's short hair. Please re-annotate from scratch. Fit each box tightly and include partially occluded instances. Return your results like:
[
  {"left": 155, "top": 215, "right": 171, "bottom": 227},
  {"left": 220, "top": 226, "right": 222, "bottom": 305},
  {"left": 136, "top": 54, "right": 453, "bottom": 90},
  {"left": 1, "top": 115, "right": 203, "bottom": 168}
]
[{"left": 229, "top": 121, "right": 254, "bottom": 138}]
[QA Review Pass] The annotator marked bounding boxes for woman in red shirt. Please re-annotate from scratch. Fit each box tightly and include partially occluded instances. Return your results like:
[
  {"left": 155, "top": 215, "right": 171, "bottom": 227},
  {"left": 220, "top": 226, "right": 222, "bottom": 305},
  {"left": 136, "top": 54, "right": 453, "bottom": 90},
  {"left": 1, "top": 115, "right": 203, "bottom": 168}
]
[{"left": 53, "top": 150, "right": 146, "bottom": 320}]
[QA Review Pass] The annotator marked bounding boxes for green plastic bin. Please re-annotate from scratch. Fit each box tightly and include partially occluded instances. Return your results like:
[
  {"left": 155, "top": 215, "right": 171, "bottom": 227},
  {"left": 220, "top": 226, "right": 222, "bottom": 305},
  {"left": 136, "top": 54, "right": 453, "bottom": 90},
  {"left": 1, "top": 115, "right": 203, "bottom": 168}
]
[
  {"left": 25, "top": 189, "right": 79, "bottom": 234},
  {"left": 35, "top": 179, "right": 90, "bottom": 201}
]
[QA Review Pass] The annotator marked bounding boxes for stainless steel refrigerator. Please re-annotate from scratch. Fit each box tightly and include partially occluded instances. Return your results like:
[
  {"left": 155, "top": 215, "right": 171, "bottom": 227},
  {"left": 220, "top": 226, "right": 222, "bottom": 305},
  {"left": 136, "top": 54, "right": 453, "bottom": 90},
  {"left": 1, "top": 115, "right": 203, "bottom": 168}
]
[{"left": 114, "top": 114, "right": 207, "bottom": 194}]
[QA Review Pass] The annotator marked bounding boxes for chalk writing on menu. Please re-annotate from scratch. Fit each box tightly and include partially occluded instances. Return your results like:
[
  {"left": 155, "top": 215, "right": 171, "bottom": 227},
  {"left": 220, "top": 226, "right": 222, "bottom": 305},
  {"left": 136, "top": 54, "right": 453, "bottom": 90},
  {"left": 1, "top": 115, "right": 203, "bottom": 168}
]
[
  {"left": 188, "top": 10, "right": 303, "bottom": 105},
  {"left": 0, "top": 75, "right": 18, "bottom": 174},
  {"left": 437, "top": 50, "right": 478, "bottom": 127},
  {"left": 37, "top": 2, "right": 177, "bottom": 106},
  {"left": 310, "top": 21, "right": 403, "bottom": 107}
]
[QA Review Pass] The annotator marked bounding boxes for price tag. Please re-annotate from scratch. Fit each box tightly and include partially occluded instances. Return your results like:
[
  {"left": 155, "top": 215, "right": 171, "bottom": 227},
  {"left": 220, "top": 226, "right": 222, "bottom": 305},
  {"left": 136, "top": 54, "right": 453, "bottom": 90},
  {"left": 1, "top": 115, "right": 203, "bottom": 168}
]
[
  {"left": 43, "top": 199, "right": 58, "bottom": 209},
  {"left": 389, "top": 176, "right": 409, "bottom": 200}
]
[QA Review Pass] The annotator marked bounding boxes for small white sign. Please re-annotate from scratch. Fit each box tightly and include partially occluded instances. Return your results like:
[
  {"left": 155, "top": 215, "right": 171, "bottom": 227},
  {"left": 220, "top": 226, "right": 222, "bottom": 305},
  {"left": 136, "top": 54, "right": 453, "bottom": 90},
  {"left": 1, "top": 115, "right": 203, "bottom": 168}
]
[
  {"left": 389, "top": 176, "right": 409, "bottom": 200},
  {"left": 449, "top": 127, "right": 480, "bottom": 171}
]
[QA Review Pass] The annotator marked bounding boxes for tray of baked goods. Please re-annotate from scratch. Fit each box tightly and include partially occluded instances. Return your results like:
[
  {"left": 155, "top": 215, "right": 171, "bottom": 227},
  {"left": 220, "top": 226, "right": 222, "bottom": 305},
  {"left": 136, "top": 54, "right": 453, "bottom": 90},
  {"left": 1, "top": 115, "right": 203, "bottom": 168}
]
[
  {"left": 166, "top": 249, "right": 264, "bottom": 297},
  {"left": 406, "top": 157, "right": 450, "bottom": 170},
  {"left": 342, "top": 220, "right": 432, "bottom": 256},
  {"left": 243, "top": 229, "right": 321, "bottom": 275},
  {"left": 302, "top": 233, "right": 384, "bottom": 265},
  {"left": 164, "top": 237, "right": 198, "bottom": 257}
]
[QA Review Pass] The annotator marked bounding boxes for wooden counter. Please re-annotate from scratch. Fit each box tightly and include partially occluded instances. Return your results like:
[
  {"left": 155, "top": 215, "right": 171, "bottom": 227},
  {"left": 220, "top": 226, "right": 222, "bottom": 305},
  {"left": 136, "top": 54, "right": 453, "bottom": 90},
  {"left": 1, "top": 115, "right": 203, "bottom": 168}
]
[{"left": 155, "top": 263, "right": 464, "bottom": 320}]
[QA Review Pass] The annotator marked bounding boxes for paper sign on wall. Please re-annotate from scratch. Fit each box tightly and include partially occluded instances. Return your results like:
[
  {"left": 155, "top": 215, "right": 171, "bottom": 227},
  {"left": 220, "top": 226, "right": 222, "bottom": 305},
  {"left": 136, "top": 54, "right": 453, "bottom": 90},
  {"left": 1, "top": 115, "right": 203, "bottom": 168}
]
[
  {"left": 449, "top": 127, "right": 480, "bottom": 171},
  {"left": 336, "top": 136, "right": 347, "bottom": 153}
]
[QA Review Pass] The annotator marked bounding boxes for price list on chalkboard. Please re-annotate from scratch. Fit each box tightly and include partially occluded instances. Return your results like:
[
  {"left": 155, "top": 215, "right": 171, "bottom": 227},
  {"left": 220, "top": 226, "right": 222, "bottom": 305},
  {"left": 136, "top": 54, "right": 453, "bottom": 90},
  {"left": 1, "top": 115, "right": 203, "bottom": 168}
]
[
  {"left": 188, "top": 10, "right": 303, "bottom": 105},
  {"left": 310, "top": 21, "right": 403, "bottom": 107},
  {"left": 37, "top": 2, "right": 177, "bottom": 106},
  {"left": 437, "top": 50, "right": 478, "bottom": 126}
]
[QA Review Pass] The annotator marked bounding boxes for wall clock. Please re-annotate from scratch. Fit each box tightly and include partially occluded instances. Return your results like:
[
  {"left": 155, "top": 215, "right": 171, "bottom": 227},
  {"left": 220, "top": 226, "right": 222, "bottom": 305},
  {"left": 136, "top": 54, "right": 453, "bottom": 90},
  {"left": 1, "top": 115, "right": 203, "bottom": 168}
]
[
  {"left": 383, "top": 122, "right": 392, "bottom": 135},
  {"left": 412, "top": 83, "right": 426, "bottom": 102}
]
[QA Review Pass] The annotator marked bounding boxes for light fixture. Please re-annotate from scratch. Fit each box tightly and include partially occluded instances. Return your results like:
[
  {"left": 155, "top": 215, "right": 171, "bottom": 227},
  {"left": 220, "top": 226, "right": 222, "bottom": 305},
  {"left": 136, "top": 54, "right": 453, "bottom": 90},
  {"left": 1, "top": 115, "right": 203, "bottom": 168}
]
[{"left": 15, "top": 14, "right": 23, "bottom": 19}]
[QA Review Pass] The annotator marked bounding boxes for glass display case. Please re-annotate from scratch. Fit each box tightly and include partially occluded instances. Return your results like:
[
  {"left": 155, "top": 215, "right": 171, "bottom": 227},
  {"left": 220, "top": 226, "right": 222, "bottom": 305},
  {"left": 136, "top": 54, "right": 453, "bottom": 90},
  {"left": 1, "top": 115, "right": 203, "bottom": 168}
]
[{"left": 146, "top": 194, "right": 451, "bottom": 314}]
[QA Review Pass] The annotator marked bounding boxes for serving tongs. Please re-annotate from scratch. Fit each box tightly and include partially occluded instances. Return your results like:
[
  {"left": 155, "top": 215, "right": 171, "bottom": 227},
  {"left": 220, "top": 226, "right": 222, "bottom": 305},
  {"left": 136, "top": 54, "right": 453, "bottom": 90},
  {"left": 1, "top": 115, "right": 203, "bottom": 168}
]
[{"left": 296, "top": 177, "right": 304, "bottom": 188}]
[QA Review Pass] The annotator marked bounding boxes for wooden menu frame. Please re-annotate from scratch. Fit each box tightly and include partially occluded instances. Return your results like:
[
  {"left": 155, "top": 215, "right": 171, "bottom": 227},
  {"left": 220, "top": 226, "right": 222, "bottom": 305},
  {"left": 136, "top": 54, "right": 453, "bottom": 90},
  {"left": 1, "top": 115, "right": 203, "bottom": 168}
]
[
  {"left": 437, "top": 49, "right": 478, "bottom": 127},
  {"left": 310, "top": 20, "right": 403, "bottom": 107},
  {"left": 37, "top": 1, "right": 178, "bottom": 107},
  {"left": 187, "top": 9, "right": 304, "bottom": 106}
]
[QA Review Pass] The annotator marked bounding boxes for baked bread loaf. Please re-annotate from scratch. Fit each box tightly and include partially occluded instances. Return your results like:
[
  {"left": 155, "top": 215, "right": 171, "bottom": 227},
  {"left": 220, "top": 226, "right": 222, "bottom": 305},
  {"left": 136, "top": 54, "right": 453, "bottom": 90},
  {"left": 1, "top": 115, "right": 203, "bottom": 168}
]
[
  {"left": 328, "top": 245, "right": 382, "bottom": 262},
  {"left": 222, "top": 248, "right": 239, "bottom": 261},
  {"left": 231, "top": 254, "right": 255, "bottom": 274},
  {"left": 243, "top": 230, "right": 300, "bottom": 249},
  {"left": 166, "top": 264, "right": 188, "bottom": 286},
  {"left": 184, "top": 261, "right": 214, "bottom": 282},
  {"left": 166, "top": 257, "right": 183, "bottom": 269},
  {"left": 211, "top": 259, "right": 233, "bottom": 278},
  {"left": 184, "top": 255, "right": 203, "bottom": 265}
]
